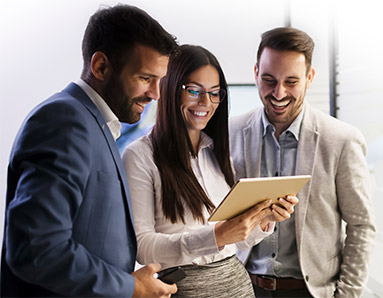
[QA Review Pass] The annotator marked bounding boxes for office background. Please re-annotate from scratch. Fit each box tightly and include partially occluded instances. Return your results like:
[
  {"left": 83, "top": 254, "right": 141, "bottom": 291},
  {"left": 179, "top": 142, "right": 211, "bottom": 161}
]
[{"left": 0, "top": 0, "right": 382, "bottom": 296}]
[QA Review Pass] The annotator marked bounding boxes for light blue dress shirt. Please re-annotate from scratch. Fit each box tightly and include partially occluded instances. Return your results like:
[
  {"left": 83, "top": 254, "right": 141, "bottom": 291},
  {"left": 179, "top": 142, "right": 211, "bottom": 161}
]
[{"left": 246, "top": 105, "right": 305, "bottom": 279}]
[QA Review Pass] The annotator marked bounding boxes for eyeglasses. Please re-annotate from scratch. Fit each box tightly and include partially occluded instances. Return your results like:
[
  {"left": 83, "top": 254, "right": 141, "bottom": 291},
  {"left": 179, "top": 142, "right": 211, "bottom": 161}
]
[{"left": 182, "top": 85, "right": 226, "bottom": 104}]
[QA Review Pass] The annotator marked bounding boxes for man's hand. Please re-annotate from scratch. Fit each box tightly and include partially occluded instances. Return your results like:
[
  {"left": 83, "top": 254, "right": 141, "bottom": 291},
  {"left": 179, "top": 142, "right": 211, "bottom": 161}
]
[
  {"left": 261, "top": 195, "right": 299, "bottom": 227},
  {"left": 132, "top": 263, "right": 177, "bottom": 298}
]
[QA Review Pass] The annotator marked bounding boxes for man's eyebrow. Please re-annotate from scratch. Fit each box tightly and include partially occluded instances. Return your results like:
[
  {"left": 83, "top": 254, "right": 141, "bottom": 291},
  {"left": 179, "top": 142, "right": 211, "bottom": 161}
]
[
  {"left": 139, "top": 73, "right": 158, "bottom": 78},
  {"left": 261, "top": 74, "right": 300, "bottom": 80},
  {"left": 261, "top": 73, "right": 275, "bottom": 78}
]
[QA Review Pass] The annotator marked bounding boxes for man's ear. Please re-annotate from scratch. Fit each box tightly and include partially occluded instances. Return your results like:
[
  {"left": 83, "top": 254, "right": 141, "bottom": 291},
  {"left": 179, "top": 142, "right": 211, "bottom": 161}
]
[
  {"left": 254, "top": 63, "right": 259, "bottom": 86},
  {"left": 306, "top": 67, "right": 315, "bottom": 89},
  {"left": 90, "top": 52, "right": 110, "bottom": 81}
]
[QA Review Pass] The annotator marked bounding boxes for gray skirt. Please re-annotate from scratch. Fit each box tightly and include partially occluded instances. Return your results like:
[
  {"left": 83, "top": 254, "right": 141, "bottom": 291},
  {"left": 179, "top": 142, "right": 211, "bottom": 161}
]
[{"left": 172, "top": 255, "right": 255, "bottom": 298}]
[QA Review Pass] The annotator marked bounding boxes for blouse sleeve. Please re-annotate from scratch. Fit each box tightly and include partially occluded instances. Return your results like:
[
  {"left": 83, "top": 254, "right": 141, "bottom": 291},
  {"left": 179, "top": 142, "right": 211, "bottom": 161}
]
[{"left": 122, "top": 137, "right": 220, "bottom": 267}]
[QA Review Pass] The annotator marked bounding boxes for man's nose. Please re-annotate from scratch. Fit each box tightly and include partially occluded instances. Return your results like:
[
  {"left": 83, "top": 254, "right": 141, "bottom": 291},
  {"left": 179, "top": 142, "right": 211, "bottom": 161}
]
[
  {"left": 272, "top": 83, "right": 287, "bottom": 100},
  {"left": 146, "top": 81, "right": 160, "bottom": 101}
]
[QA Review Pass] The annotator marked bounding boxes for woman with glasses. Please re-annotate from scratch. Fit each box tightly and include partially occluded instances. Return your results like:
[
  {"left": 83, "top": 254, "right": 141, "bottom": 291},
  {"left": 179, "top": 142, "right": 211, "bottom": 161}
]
[{"left": 122, "top": 45, "right": 297, "bottom": 297}]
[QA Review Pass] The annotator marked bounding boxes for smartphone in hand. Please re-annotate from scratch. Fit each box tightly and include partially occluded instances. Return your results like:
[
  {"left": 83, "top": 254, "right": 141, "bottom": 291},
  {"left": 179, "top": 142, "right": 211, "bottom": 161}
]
[{"left": 157, "top": 266, "right": 186, "bottom": 284}]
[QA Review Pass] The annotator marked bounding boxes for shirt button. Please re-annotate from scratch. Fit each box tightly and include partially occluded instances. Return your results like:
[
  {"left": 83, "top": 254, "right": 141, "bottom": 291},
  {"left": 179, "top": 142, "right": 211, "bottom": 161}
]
[{"left": 305, "top": 275, "right": 309, "bottom": 281}]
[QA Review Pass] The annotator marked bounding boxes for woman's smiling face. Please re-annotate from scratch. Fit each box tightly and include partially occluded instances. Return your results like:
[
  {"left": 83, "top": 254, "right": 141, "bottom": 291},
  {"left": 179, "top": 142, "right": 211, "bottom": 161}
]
[{"left": 180, "top": 64, "right": 220, "bottom": 139}]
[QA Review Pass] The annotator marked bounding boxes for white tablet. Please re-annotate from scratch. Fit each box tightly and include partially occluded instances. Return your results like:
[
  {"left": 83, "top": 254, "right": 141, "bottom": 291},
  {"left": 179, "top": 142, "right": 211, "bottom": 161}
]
[{"left": 208, "top": 175, "right": 311, "bottom": 221}]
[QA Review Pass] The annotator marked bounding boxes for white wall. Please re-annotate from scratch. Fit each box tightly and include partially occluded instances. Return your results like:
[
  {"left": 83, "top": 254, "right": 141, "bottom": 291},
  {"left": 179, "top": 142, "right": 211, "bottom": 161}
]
[{"left": 336, "top": 1, "right": 383, "bottom": 295}]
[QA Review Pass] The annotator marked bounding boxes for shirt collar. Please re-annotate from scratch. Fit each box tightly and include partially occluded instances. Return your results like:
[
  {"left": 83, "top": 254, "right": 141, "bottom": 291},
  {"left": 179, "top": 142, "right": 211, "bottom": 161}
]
[
  {"left": 76, "top": 79, "right": 121, "bottom": 141},
  {"left": 261, "top": 102, "right": 305, "bottom": 141},
  {"left": 189, "top": 132, "right": 213, "bottom": 159},
  {"left": 199, "top": 132, "right": 214, "bottom": 150}
]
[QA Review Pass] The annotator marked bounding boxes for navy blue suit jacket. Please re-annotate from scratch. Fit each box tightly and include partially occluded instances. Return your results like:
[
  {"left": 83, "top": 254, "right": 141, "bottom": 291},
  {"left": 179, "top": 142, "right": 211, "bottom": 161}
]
[{"left": 1, "top": 83, "right": 137, "bottom": 297}]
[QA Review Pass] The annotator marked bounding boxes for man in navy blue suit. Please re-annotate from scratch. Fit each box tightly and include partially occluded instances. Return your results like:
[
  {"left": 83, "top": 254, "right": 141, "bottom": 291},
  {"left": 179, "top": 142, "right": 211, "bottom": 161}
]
[{"left": 1, "top": 4, "right": 178, "bottom": 297}]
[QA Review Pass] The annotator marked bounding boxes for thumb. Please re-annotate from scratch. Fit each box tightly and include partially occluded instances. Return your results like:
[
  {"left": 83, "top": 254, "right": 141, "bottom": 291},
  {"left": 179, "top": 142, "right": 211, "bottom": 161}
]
[{"left": 145, "top": 263, "right": 162, "bottom": 274}]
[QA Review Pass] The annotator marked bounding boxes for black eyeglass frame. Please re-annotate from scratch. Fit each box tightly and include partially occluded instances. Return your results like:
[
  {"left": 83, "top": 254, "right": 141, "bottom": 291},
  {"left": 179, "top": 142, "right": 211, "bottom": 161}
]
[{"left": 181, "top": 85, "right": 226, "bottom": 104}]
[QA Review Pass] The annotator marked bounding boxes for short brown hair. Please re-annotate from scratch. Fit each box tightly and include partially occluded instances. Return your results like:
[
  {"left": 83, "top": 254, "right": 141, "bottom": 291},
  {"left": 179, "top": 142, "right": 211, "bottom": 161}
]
[
  {"left": 257, "top": 27, "right": 315, "bottom": 73},
  {"left": 82, "top": 4, "right": 178, "bottom": 73}
]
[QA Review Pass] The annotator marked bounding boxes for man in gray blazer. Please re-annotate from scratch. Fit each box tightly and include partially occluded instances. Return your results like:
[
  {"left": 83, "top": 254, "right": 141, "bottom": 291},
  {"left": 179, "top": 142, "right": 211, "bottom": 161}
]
[
  {"left": 1, "top": 5, "right": 178, "bottom": 297},
  {"left": 230, "top": 27, "right": 375, "bottom": 297}
]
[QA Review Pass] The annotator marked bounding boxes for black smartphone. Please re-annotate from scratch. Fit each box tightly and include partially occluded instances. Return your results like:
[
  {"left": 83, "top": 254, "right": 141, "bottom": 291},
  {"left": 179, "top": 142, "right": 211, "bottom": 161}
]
[{"left": 157, "top": 266, "right": 186, "bottom": 284}]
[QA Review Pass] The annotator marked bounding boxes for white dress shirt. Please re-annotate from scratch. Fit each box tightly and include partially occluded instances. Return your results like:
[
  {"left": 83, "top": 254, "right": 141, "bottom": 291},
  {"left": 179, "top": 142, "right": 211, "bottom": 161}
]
[
  {"left": 123, "top": 132, "right": 273, "bottom": 269},
  {"left": 75, "top": 79, "right": 121, "bottom": 141}
]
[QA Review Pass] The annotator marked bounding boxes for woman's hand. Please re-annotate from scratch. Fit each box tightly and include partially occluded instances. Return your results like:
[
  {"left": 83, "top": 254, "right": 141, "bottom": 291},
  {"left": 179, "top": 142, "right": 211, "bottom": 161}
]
[
  {"left": 260, "top": 195, "right": 299, "bottom": 228},
  {"left": 214, "top": 200, "right": 273, "bottom": 247}
]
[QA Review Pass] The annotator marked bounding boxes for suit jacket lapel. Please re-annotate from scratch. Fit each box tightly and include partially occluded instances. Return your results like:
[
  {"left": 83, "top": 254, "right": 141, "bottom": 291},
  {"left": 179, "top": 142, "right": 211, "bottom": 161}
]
[
  {"left": 63, "top": 83, "right": 135, "bottom": 228},
  {"left": 97, "top": 119, "right": 136, "bottom": 228},
  {"left": 244, "top": 109, "right": 263, "bottom": 178},
  {"left": 294, "top": 104, "right": 319, "bottom": 251}
]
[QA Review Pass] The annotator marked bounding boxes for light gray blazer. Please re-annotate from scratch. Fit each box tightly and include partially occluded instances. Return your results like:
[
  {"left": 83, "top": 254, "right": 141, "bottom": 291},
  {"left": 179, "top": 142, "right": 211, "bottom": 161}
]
[{"left": 229, "top": 103, "right": 376, "bottom": 298}]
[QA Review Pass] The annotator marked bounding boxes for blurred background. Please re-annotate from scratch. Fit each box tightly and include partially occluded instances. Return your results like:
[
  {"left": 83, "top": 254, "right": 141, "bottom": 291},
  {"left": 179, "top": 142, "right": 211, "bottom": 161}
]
[{"left": 1, "top": 0, "right": 382, "bottom": 296}]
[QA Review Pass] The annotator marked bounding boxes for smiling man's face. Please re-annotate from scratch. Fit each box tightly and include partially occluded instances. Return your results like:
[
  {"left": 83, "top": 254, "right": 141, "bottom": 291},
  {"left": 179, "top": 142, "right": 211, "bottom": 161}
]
[
  {"left": 102, "top": 44, "right": 169, "bottom": 124},
  {"left": 255, "top": 47, "right": 314, "bottom": 133}
]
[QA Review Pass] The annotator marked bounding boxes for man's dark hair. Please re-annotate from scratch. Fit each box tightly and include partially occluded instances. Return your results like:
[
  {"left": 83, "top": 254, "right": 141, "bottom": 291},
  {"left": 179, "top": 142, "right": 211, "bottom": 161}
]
[
  {"left": 81, "top": 4, "right": 178, "bottom": 74},
  {"left": 257, "top": 27, "right": 315, "bottom": 73}
]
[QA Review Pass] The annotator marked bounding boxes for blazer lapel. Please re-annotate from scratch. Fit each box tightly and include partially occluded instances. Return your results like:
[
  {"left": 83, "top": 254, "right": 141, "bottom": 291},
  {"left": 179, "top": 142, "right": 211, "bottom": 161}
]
[
  {"left": 63, "top": 83, "right": 135, "bottom": 228},
  {"left": 294, "top": 104, "right": 319, "bottom": 250},
  {"left": 244, "top": 109, "right": 263, "bottom": 178},
  {"left": 97, "top": 117, "right": 136, "bottom": 228}
]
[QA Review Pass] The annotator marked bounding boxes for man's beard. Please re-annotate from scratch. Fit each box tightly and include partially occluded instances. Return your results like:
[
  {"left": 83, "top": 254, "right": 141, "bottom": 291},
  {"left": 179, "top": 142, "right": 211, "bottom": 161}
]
[{"left": 102, "top": 74, "right": 150, "bottom": 124}]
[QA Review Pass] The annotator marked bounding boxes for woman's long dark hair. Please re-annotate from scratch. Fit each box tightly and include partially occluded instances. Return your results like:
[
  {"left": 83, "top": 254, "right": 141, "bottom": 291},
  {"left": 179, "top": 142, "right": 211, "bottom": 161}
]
[{"left": 151, "top": 45, "right": 235, "bottom": 224}]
